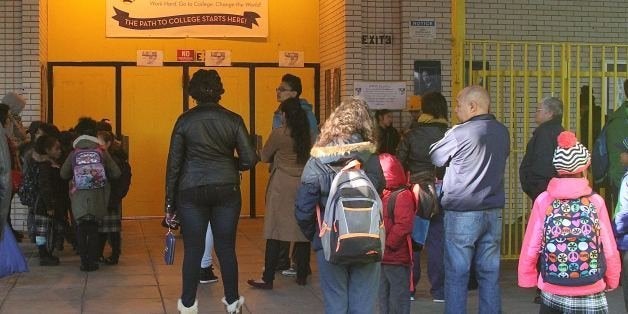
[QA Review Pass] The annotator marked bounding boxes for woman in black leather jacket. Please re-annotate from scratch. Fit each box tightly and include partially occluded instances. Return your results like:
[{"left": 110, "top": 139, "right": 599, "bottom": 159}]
[{"left": 165, "top": 69, "right": 257, "bottom": 314}]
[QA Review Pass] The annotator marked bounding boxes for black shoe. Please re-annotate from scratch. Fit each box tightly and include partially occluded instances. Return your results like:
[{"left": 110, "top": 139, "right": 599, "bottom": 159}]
[
  {"left": 296, "top": 277, "right": 307, "bottom": 286},
  {"left": 80, "top": 263, "right": 99, "bottom": 272},
  {"left": 104, "top": 255, "right": 119, "bottom": 265},
  {"left": 246, "top": 279, "right": 273, "bottom": 289},
  {"left": 199, "top": 265, "right": 219, "bottom": 283},
  {"left": 40, "top": 255, "right": 60, "bottom": 266}
]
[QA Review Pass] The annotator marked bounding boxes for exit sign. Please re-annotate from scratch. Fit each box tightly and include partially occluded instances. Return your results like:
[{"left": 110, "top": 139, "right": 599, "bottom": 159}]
[{"left": 177, "top": 49, "right": 195, "bottom": 61}]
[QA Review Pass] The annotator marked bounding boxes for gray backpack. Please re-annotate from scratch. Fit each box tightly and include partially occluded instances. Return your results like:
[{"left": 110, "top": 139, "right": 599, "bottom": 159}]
[{"left": 317, "top": 160, "right": 385, "bottom": 265}]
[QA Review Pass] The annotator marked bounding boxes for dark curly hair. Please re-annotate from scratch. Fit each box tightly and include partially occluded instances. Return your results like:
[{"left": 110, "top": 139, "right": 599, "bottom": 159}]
[
  {"left": 188, "top": 69, "right": 225, "bottom": 103},
  {"left": 74, "top": 117, "right": 98, "bottom": 136},
  {"left": 34, "top": 134, "right": 59, "bottom": 156},
  {"left": 280, "top": 98, "right": 311, "bottom": 164},
  {"left": 421, "top": 92, "right": 448, "bottom": 120}
]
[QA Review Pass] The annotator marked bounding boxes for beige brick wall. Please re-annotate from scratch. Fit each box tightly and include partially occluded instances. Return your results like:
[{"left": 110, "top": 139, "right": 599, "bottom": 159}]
[
  {"left": 0, "top": 0, "right": 43, "bottom": 231},
  {"left": 319, "top": 0, "right": 347, "bottom": 120}
]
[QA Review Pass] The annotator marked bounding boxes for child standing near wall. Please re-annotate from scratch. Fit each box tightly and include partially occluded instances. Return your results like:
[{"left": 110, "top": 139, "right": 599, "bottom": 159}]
[
  {"left": 60, "top": 117, "right": 120, "bottom": 271},
  {"left": 378, "top": 153, "right": 415, "bottom": 314},
  {"left": 519, "top": 131, "right": 620, "bottom": 313}
]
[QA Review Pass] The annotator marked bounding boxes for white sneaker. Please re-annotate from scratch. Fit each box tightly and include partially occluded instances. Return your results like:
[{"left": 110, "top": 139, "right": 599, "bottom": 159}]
[
  {"left": 281, "top": 268, "right": 297, "bottom": 277},
  {"left": 433, "top": 299, "right": 445, "bottom": 303}
]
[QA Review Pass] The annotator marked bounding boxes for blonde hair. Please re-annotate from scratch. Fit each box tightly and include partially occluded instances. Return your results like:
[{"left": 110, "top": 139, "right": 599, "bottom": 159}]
[{"left": 315, "top": 97, "right": 377, "bottom": 147}]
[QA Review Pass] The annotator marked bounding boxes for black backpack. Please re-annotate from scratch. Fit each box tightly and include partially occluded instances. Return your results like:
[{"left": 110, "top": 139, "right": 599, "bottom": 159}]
[{"left": 17, "top": 162, "right": 40, "bottom": 207}]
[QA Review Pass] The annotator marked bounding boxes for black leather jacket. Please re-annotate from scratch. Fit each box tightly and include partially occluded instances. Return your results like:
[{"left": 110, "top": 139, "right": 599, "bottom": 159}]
[
  {"left": 165, "top": 102, "right": 257, "bottom": 213},
  {"left": 397, "top": 121, "right": 448, "bottom": 181}
]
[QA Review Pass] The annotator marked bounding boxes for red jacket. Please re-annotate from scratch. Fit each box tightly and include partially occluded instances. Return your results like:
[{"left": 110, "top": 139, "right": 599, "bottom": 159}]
[{"left": 379, "top": 153, "right": 415, "bottom": 266}]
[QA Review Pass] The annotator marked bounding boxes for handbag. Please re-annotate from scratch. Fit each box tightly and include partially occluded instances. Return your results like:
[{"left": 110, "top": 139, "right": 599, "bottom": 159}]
[
  {"left": 164, "top": 228, "right": 176, "bottom": 265},
  {"left": 0, "top": 226, "right": 29, "bottom": 278},
  {"left": 11, "top": 170, "right": 22, "bottom": 194}
]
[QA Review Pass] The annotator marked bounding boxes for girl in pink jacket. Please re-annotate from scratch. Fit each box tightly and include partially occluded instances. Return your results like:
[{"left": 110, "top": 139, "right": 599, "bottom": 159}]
[{"left": 518, "top": 131, "right": 620, "bottom": 313}]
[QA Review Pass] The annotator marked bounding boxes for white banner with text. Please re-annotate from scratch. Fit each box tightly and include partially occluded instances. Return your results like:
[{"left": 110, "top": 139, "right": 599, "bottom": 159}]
[{"left": 106, "top": 0, "right": 268, "bottom": 38}]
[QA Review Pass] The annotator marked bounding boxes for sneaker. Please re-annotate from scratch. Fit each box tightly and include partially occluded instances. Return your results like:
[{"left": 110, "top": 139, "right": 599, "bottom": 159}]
[
  {"left": 433, "top": 299, "right": 445, "bottom": 303},
  {"left": 410, "top": 295, "right": 415, "bottom": 301},
  {"left": 199, "top": 265, "right": 219, "bottom": 284},
  {"left": 281, "top": 267, "right": 297, "bottom": 277}
]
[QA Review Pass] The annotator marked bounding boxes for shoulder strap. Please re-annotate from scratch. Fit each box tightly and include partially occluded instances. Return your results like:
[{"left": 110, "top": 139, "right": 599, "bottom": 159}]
[{"left": 387, "top": 186, "right": 407, "bottom": 224}]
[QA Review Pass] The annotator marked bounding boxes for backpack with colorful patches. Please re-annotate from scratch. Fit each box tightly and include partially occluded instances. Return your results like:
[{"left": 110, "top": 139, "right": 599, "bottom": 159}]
[{"left": 540, "top": 195, "right": 605, "bottom": 286}]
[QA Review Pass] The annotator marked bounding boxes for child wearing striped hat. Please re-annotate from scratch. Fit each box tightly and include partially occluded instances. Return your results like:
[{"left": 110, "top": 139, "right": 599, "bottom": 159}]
[{"left": 518, "top": 131, "right": 621, "bottom": 314}]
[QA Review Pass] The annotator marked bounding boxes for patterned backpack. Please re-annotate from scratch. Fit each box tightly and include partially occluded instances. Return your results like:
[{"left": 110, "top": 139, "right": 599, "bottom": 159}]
[
  {"left": 17, "top": 161, "right": 40, "bottom": 207},
  {"left": 317, "top": 159, "right": 385, "bottom": 265},
  {"left": 540, "top": 195, "right": 605, "bottom": 286},
  {"left": 72, "top": 148, "right": 107, "bottom": 190}
]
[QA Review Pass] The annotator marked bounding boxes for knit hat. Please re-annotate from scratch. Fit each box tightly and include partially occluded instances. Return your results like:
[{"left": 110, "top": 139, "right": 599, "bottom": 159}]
[
  {"left": 2, "top": 92, "right": 26, "bottom": 115},
  {"left": 552, "top": 131, "right": 591, "bottom": 175}
]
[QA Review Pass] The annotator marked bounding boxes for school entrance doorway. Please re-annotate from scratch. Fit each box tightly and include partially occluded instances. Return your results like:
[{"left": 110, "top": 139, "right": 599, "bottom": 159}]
[{"left": 48, "top": 62, "right": 319, "bottom": 218}]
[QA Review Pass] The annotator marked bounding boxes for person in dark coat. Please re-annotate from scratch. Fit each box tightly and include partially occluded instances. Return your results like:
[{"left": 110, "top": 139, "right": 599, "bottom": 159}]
[
  {"left": 519, "top": 96, "right": 565, "bottom": 201},
  {"left": 397, "top": 91, "right": 449, "bottom": 302},
  {"left": 375, "top": 109, "right": 400, "bottom": 155},
  {"left": 164, "top": 69, "right": 257, "bottom": 314}
]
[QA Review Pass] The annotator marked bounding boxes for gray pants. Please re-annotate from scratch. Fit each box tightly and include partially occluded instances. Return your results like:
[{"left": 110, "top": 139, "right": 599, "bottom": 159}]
[
  {"left": 316, "top": 250, "right": 380, "bottom": 314},
  {"left": 379, "top": 264, "right": 411, "bottom": 314}
]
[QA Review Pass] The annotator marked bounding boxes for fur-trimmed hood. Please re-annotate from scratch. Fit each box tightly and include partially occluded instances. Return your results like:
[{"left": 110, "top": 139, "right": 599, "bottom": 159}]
[
  {"left": 310, "top": 140, "right": 377, "bottom": 165},
  {"left": 72, "top": 135, "right": 103, "bottom": 149}
]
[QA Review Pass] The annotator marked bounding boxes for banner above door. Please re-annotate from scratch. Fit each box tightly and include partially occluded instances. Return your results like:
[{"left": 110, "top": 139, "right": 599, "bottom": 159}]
[{"left": 106, "top": 0, "right": 268, "bottom": 38}]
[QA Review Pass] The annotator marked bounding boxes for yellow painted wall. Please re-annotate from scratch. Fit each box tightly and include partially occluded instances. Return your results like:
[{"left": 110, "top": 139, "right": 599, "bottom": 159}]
[{"left": 48, "top": 1, "right": 319, "bottom": 62}]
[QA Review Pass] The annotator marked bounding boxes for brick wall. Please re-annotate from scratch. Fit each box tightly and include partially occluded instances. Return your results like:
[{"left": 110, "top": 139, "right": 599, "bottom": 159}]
[
  {"left": 0, "top": 0, "right": 42, "bottom": 231},
  {"left": 319, "top": 0, "right": 346, "bottom": 120}
]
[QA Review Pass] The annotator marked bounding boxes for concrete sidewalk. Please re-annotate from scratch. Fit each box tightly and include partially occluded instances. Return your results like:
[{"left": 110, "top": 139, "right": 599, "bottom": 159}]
[{"left": 0, "top": 218, "right": 625, "bottom": 313}]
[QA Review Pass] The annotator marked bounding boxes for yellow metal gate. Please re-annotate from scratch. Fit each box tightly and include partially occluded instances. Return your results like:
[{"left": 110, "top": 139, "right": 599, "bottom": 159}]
[{"left": 463, "top": 41, "right": 628, "bottom": 258}]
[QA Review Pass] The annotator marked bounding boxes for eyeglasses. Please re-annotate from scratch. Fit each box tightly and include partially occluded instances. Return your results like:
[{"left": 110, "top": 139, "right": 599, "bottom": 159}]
[{"left": 276, "top": 87, "right": 292, "bottom": 92}]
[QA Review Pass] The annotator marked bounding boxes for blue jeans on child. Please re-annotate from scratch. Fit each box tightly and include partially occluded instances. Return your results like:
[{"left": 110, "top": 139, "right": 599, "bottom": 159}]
[
  {"left": 444, "top": 208, "right": 502, "bottom": 314},
  {"left": 379, "top": 264, "right": 411, "bottom": 314}
]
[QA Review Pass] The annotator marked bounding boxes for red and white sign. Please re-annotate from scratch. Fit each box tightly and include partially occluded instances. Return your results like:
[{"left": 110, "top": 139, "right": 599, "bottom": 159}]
[{"left": 177, "top": 49, "right": 195, "bottom": 62}]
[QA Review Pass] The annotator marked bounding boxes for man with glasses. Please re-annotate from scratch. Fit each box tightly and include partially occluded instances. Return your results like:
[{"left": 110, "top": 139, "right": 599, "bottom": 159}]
[
  {"left": 271, "top": 74, "right": 319, "bottom": 277},
  {"left": 520, "top": 97, "right": 565, "bottom": 202},
  {"left": 273, "top": 74, "right": 319, "bottom": 139}
]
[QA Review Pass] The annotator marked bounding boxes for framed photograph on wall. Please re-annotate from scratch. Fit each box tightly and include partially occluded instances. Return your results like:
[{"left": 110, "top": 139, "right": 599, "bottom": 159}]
[
  {"left": 604, "top": 61, "right": 627, "bottom": 113},
  {"left": 465, "top": 60, "right": 490, "bottom": 88},
  {"left": 413, "top": 60, "right": 441, "bottom": 96}
]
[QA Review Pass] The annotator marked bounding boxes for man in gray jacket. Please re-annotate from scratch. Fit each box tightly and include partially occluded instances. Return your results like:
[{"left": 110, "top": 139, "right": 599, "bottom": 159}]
[{"left": 430, "top": 86, "right": 510, "bottom": 314}]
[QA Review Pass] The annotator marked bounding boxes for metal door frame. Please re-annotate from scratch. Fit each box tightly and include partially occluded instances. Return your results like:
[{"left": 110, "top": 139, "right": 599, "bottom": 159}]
[{"left": 47, "top": 61, "right": 320, "bottom": 218}]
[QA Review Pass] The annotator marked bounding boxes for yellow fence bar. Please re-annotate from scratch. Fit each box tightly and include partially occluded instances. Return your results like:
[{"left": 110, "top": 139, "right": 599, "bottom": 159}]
[
  {"left": 576, "top": 45, "right": 581, "bottom": 139},
  {"left": 461, "top": 40, "right": 628, "bottom": 259}
]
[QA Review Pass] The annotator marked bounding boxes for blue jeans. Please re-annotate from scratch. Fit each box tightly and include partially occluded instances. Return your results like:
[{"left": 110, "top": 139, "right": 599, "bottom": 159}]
[
  {"left": 316, "top": 250, "right": 380, "bottom": 314},
  {"left": 444, "top": 209, "right": 502, "bottom": 314},
  {"left": 178, "top": 184, "right": 241, "bottom": 307}
]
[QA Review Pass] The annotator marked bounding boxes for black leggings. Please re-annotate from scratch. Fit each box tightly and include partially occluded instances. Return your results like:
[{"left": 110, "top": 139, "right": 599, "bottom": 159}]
[
  {"left": 262, "top": 239, "right": 310, "bottom": 282},
  {"left": 178, "top": 184, "right": 242, "bottom": 307}
]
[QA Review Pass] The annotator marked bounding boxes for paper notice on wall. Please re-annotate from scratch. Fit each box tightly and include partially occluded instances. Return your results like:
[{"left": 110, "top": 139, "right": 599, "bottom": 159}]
[
  {"left": 136, "top": 50, "right": 163, "bottom": 66},
  {"left": 409, "top": 19, "right": 436, "bottom": 40},
  {"left": 205, "top": 50, "right": 232, "bottom": 67},
  {"left": 354, "top": 81, "right": 407, "bottom": 110},
  {"left": 278, "top": 51, "right": 304, "bottom": 67}
]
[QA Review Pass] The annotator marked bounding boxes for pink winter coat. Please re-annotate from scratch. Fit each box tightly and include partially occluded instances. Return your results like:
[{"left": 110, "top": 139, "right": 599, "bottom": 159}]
[{"left": 518, "top": 177, "right": 621, "bottom": 296}]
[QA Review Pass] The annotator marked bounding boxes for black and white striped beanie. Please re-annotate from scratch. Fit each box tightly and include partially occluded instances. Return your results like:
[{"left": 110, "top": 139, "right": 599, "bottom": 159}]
[{"left": 552, "top": 131, "right": 590, "bottom": 175}]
